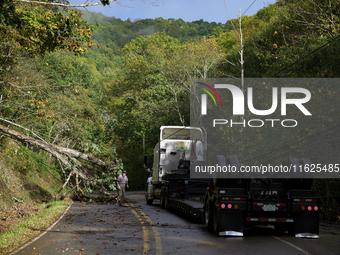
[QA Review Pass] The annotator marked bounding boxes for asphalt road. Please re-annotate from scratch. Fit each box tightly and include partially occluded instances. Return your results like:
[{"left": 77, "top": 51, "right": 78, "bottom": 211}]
[{"left": 11, "top": 192, "right": 340, "bottom": 255}]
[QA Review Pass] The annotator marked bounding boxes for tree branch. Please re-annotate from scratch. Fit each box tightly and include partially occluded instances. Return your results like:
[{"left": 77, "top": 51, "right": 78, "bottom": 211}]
[
  {"left": 0, "top": 123, "right": 110, "bottom": 170},
  {"left": 0, "top": 117, "right": 48, "bottom": 144}
]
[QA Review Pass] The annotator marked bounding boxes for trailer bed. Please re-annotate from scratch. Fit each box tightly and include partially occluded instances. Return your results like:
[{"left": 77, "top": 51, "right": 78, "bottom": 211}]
[{"left": 167, "top": 198, "right": 204, "bottom": 219}]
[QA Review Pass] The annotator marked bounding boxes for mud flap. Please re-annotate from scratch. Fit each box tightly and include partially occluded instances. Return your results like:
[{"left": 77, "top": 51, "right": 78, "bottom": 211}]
[
  {"left": 218, "top": 211, "right": 244, "bottom": 236},
  {"left": 294, "top": 213, "right": 319, "bottom": 238}
]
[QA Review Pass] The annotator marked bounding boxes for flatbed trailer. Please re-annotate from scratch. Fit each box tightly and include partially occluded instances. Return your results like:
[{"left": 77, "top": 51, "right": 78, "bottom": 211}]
[
  {"left": 167, "top": 198, "right": 203, "bottom": 219},
  {"left": 158, "top": 159, "right": 319, "bottom": 238},
  {"left": 145, "top": 126, "right": 320, "bottom": 238},
  {"left": 159, "top": 171, "right": 208, "bottom": 220}
]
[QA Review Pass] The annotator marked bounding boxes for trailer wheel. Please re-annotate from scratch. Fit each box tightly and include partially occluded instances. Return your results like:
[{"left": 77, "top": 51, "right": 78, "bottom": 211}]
[
  {"left": 164, "top": 187, "right": 169, "bottom": 209},
  {"left": 298, "top": 158, "right": 313, "bottom": 189},
  {"left": 213, "top": 155, "right": 239, "bottom": 188},
  {"left": 146, "top": 198, "right": 153, "bottom": 205},
  {"left": 213, "top": 201, "right": 220, "bottom": 236},
  {"left": 160, "top": 190, "right": 165, "bottom": 208},
  {"left": 204, "top": 199, "right": 213, "bottom": 231},
  {"left": 160, "top": 187, "right": 168, "bottom": 209}
]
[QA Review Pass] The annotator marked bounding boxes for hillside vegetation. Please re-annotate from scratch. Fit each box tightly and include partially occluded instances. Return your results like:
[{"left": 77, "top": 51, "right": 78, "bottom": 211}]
[{"left": 0, "top": 0, "right": 339, "bottom": 232}]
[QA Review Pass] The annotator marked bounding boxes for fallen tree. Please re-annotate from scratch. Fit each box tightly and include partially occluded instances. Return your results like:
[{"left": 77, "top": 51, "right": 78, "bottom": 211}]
[{"left": 0, "top": 120, "right": 121, "bottom": 201}]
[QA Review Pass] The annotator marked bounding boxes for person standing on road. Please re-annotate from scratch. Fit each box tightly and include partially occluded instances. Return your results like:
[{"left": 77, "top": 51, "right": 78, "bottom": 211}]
[{"left": 116, "top": 170, "right": 129, "bottom": 206}]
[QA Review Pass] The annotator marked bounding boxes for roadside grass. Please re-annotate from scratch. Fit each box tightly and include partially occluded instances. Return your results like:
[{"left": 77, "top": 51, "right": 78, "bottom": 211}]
[{"left": 0, "top": 200, "right": 71, "bottom": 254}]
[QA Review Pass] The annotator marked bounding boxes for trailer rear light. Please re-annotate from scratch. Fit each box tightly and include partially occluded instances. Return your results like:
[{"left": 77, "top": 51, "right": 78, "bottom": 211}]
[
  {"left": 307, "top": 206, "right": 312, "bottom": 211},
  {"left": 207, "top": 187, "right": 209, "bottom": 190},
  {"left": 221, "top": 203, "right": 238, "bottom": 209},
  {"left": 314, "top": 206, "right": 318, "bottom": 211},
  {"left": 301, "top": 206, "right": 305, "bottom": 210}
]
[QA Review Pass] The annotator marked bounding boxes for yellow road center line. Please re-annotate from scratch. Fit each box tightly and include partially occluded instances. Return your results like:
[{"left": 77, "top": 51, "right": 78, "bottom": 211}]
[
  {"left": 125, "top": 204, "right": 150, "bottom": 255},
  {"left": 130, "top": 203, "right": 163, "bottom": 255}
]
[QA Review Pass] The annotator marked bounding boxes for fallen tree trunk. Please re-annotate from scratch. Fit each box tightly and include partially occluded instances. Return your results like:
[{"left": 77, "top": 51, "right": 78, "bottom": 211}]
[
  {"left": 0, "top": 121, "right": 119, "bottom": 202},
  {"left": 0, "top": 124, "right": 110, "bottom": 171},
  {"left": 0, "top": 124, "right": 72, "bottom": 166},
  {"left": 53, "top": 144, "right": 107, "bottom": 167}
]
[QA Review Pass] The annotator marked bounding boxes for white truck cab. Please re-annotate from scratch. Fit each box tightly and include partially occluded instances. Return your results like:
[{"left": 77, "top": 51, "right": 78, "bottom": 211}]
[{"left": 145, "top": 126, "right": 207, "bottom": 204}]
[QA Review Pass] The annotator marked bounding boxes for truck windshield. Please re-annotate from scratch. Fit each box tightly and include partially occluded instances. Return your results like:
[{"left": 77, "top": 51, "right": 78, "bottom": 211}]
[{"left": 161, "top": 127, "right": 202, "bottom": 141}]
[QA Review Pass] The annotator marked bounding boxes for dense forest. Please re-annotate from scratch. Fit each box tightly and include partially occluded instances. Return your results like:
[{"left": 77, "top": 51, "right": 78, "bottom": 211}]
[
  {"left": 1, "top": 0, "right": 340, "bottom": 224},
  {"left": 76, "top": 11, "right": 224, "bottom": 77}
]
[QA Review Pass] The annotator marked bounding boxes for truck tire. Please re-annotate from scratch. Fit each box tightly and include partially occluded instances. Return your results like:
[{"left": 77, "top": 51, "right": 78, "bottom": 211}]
[
  {"left": 163, "top": 187, "right": 169, "bottom": 209},
  {"left": 146, "top": 198, "right": 153, "bottom": 205},
  {"left": 213, "top": 155, "right": 239, "bottom": 188},
  {"left": 160, "top": 190, "right": 165, "bottom": 208},
  {"left": 283, "top": 157, "right": 299, "bottom": 179},
  {"left": 213, "top": 155, "right": 228, "bottom": 187},
  {"left": 284, "top": 157, "right": 313, "bottom": 189},
  {"left": 298, "top": 158, "right": 313, "bottom": 189},
  {"left": 204, "top": 199, "right": 213, "bottom": 231},
  {"left": 213, "top": 201, "right": 220, "bottom": 236},
  {"left": 160, "top": 187, "right": 168, "bottom": 209}
]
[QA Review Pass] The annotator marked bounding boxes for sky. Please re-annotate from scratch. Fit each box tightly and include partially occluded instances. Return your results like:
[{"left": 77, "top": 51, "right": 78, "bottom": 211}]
[{"left": 69, "top": 0, "right": 278, "bottom": 23}]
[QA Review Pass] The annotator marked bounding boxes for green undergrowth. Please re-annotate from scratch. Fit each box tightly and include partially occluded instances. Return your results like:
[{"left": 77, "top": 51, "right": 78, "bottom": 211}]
[
  {"left": 0, "top": 138, "right": 69, "bottom": 207},
  {"left": 0, "top": 200, "right": 71, "bottom": 254},
  {"left": 0, "top": 138, "right": 73, "bottom": 253}
]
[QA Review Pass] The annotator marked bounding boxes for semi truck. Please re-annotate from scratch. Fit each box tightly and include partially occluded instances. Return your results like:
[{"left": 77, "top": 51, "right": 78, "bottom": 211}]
[{"left": 144, "top": 126, "right": 320, "bottom": 238}]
